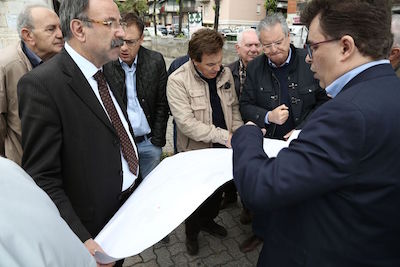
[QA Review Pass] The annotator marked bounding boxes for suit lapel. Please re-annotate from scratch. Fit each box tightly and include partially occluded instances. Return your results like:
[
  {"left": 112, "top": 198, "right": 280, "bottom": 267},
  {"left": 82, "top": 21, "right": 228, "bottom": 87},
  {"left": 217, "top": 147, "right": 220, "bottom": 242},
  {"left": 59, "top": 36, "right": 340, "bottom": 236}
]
[{"left": 59, "top": 50, "right": 116, "bottom": 134}]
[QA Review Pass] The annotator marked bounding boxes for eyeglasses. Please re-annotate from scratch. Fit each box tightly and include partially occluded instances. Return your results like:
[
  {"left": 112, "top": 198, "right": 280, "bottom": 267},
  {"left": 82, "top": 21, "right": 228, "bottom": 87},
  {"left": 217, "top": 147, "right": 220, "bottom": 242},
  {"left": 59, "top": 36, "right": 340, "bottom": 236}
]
[
  {"left": 123, "top": 38, "right": 140, "bottom": 47},
  {"left": 304, "top": 39, "right": 339, "bottom": 59},
  {"left": 261, "top": 37, "right": 285, "bottom": 50},
  {"left": 81, "top": 18, "right": 127, "bottom": 30}
]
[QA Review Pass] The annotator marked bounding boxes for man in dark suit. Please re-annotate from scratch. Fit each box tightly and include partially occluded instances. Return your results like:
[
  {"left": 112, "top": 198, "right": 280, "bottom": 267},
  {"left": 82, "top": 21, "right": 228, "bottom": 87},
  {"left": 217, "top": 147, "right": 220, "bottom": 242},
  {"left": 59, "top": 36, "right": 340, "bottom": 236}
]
[
  {"left": 232, "top": 0, "right": 400, "bottom": 266},
  {"left": 18, "top": 0, "right": 138, "bottom": 265},
  {"left": 104, "top": 13, "right": 168, "bottom": 179}
]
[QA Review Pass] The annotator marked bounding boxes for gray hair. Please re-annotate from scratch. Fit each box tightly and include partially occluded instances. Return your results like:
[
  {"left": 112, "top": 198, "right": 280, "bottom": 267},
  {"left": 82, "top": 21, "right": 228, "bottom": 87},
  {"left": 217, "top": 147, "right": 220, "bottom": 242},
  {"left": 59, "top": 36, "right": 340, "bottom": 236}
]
[
  {"left": 257, "top": 13, "right": 289, "bottom": 39},
  {"left": 17, "top": 4, "right": 51, "bottom": 39},
  {"left": 59, "top": 0, "right": 90, "bottom": 40},
  {"left": 392, "top": 14, "right": 400, "bottom": 48},
  {"left": 237, "top": 28, "right": 258, "bottom": 46}
]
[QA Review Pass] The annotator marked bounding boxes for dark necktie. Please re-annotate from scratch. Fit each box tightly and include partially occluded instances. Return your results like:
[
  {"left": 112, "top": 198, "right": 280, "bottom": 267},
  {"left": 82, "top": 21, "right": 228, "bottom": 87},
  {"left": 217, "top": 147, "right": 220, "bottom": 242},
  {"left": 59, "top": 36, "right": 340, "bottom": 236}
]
[{"left": 93, "top": 70, "right": 138, "bottom": 175}]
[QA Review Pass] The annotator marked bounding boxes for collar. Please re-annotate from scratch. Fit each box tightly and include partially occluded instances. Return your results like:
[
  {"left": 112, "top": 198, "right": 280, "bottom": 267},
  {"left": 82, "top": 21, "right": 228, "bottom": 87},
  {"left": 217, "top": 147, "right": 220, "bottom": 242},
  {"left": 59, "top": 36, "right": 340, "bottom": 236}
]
[
  {"left": 64, "top": 42, "right": 100, "bottom": 80},
  {"left": 239, "top": 58, "right": 246, "bottom": 71},
  {"left": 119, "top": 56, "right": 138, "bottom": 71},
  {"left": 21, "top": 41, "right": 42, "bottom": 68},
  {"left": 193, "top": 61, "right": 223, "bottom": 82},
  {"left": 268, "top": 47, "right": 292, "bottom": 68},
  {"left": 326, "top": 59, "right": 390, "bottom": 98}
]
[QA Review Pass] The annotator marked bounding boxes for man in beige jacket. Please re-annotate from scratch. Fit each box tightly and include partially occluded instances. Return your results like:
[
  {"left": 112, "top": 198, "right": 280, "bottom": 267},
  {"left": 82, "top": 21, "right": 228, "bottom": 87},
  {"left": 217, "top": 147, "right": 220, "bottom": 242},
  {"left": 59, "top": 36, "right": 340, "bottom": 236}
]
[
  {"left": 0, "top": 4, "right": 63, "bottom": 164},
  {"left": 167, "top": 28, "right": 243, "bottom": 255}
]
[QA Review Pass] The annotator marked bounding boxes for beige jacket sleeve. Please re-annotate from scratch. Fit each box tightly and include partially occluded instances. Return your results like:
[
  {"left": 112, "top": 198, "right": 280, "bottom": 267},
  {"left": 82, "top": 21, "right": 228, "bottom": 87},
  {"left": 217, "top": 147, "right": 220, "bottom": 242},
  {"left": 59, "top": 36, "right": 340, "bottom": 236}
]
[
  {"left": 0, "top": 65, "right": 7, "bottom": 156},
  {"left": 167, "top": 76, "right": 230, "bottom": 146}
]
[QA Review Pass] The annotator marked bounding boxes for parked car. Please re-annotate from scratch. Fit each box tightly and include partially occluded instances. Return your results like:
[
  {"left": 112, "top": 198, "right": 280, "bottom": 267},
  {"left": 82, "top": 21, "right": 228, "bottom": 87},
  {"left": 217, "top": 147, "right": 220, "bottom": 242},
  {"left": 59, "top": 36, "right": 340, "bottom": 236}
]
[{"left": 144, "top": 27, "right": 164, "bottom": 37}]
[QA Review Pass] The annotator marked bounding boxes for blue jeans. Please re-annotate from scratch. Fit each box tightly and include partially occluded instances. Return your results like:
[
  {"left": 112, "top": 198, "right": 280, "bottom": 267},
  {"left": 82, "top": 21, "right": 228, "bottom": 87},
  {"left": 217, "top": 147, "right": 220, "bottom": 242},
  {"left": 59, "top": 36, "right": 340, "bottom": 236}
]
[{"left": 137, "top": 137, "right": 162, "bottom": 178}]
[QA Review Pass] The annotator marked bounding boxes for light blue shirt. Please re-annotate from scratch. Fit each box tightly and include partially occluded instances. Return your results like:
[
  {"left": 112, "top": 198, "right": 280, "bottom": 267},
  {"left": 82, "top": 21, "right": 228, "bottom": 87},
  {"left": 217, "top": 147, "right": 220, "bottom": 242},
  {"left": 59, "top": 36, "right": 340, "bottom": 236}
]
[
  {"left": 326, "top": 59, "right": 390, "bottom": 98},
  {"left": 265, "top": 48, "right": 293, "bottom": 124},
  {"left": 120, "top": 57, "right": 151, "bottom": 137},
  {"left": 65, "top": 42, "right": 138, "bottom": 190}
]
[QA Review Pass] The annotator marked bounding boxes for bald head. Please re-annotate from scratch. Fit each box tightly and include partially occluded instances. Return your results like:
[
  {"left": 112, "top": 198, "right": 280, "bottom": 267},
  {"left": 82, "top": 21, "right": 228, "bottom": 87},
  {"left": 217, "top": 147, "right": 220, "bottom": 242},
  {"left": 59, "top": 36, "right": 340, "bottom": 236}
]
[
  {"left": 390, "top": 14, "right": 400, "bottom": 70},
  {"left": 18, "top": 5, "right": 64, "bottom": 61}
]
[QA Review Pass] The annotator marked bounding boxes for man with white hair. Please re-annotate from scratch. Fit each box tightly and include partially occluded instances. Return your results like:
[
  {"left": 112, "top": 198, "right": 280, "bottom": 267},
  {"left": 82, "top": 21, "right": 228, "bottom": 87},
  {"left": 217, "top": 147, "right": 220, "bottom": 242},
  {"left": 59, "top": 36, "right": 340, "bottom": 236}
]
[
  {"left": 223, "top": 28, "right": 262, "bottom": 252},
  {"left": 389, "top": 13, "right": 400, "bottom": 76},
  {"left": 0, "top": 4, "right": 63, "bottom": 165},
  {"left": 238, "top": 13, "right": 329, "bottom": 254}
]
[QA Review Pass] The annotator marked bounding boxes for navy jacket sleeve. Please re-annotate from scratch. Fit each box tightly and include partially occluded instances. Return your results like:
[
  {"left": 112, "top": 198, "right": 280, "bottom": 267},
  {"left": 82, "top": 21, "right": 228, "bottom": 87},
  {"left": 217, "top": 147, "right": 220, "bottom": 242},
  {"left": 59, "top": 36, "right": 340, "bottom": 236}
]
[{"left": 232, "top": 99, "right": 365, "bottom": 212}]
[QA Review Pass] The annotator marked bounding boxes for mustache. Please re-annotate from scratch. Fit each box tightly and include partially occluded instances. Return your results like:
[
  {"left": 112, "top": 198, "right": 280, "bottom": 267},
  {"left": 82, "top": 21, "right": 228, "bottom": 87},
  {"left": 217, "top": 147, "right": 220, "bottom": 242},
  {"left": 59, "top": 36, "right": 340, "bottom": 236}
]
[{"left": 111, "top": 38, "right": 124, "bottom": 48}]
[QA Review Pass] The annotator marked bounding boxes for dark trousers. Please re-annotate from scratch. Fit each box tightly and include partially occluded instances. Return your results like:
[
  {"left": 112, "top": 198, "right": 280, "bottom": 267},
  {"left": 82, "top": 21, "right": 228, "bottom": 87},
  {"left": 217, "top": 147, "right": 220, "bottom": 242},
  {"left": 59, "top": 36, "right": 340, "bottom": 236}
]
[
  {"left": 222, "top": 180, "right": 237, "bottom": 197},
  {"left": 185, "top": 187, "right": 224, "bottom": 240},
  {"left": 252, "top": 212, "right": 270, "bottom": 239}
]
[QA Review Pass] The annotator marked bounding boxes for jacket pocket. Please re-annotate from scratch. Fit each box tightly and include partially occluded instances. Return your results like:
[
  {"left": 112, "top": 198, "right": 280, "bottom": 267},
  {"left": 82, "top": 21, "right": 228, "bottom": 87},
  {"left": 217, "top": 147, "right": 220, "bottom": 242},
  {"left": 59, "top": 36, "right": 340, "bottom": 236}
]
[
  {"left": 298, "top": 85, "right": 317, "bottom": 106},
  {"left": 189, "top": 89, "right": 207, "bottom": 110}
]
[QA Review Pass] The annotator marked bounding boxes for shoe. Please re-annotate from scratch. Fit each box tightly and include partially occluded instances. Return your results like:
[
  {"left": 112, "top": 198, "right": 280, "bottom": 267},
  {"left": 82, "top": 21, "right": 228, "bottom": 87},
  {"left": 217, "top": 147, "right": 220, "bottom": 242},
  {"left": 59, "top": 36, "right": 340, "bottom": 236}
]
[
  {"left": 220, "top": 192, "right": 238, "bottom": 209},
  {"left": 239, "top": 208, "right": 252, "bottom": 225},
  {"left": 185, "top": 238, "right": 199, "bottom": 255},
  {"left": 239, "top": 235, "right": 263, "bottom": 253},
  {"left": 200, "top": 220, "right": 227, "bottom": 238}
]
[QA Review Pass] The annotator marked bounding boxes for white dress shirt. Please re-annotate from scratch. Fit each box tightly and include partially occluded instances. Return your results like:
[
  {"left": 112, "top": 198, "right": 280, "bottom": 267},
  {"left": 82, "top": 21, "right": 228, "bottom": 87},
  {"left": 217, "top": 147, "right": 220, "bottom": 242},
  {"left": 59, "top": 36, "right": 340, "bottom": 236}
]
[{"left": 65, "top": 42, "right": 138, "bottom": 191}]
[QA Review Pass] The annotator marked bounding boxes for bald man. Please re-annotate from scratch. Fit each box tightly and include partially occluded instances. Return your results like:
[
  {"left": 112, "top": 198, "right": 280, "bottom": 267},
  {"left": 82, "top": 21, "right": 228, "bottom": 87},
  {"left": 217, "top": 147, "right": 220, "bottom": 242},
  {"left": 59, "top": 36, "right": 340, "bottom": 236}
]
[
  {"left": 389, "top": 14, "right": 400, "bottom": 77},
  {"left": 0, "top": 4, "right": 63, "bottom": 165}
]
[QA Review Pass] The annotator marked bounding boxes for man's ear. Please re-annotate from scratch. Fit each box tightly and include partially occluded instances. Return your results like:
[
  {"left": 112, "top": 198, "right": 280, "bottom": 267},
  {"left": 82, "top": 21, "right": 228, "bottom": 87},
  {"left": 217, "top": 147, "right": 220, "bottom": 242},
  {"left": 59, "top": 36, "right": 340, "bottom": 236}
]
[
  {"left": 339, "top": 35, "right": 356, "bottom": 62},
  {"left": 235, "top": 43, "right": 240, "bottom": 54},
  {"left": 20, "top": 28, "right": 34, "bottom": 45},
  {"left": 389, "top": 47, "right": 400, "bottom": 61},
  {"left": 70, "top": 19, "right": 86, "bottom": 42},
  {"left": 138, "top": 33, "right": 145, "bottom": 46}
]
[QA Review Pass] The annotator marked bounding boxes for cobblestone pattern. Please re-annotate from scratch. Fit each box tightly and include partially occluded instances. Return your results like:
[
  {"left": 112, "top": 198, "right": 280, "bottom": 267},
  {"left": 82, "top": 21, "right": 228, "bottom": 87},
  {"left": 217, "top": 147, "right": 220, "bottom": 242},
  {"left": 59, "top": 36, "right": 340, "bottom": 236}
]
[{"left": 122, "top": 201, "right": 260, "bottom": 267}]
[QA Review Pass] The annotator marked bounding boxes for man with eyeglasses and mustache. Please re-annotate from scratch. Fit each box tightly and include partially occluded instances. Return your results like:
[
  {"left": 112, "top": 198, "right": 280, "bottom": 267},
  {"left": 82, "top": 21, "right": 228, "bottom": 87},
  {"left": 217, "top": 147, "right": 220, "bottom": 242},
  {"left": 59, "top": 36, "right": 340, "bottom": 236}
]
[
  {"left": 0, "top": 4, "right": 63, "bottom": 166},
  {"left": 18, "top": 0, "right": 138, "bottom": 265},
  {"left": 238, "top": 13, "right": 329, "bottom": 256},
  {"left": 104, "top": 13, "right": 168, "bottom": 180}
]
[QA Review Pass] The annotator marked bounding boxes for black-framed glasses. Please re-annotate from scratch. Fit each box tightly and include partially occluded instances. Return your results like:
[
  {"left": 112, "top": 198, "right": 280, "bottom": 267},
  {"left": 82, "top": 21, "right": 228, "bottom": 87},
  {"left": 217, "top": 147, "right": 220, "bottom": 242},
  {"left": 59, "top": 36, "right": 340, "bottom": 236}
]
[
  {"left": 304, "top": 39, "right": 339, "bottom": 59},
  {"left": 123, "top": 38, "right": 141, "bottom": 47},
  {"left": 81, "top": 18, "right": 127, "bottom": 30}
]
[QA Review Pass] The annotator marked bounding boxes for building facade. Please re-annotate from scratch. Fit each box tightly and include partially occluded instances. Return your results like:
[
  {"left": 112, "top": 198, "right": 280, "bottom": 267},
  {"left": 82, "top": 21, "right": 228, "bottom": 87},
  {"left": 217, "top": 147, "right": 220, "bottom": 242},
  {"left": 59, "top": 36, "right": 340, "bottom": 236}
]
[{"left": 0, "top": 0, "right": 55, "bottom": 49}]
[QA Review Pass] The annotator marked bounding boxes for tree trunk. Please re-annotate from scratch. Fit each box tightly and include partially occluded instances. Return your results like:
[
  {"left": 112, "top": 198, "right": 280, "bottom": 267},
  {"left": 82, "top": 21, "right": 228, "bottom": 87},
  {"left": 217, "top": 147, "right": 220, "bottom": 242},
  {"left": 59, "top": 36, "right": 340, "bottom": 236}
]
[
  {"left": 178, "top": 0, "right": 183, "bottom": 34},
  {"left": 153, "top": 0, "right": 157, "bottom": 36},
  {"left": 214, "top": 0, "right": 220, "bottom": 31}
]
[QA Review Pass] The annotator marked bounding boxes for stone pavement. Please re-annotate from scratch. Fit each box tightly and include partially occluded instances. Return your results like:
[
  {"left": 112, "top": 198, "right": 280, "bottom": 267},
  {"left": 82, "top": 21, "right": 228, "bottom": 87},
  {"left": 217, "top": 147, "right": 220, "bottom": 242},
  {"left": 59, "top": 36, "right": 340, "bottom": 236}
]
[
  {"left": 123, "top": 199, "right": 261, "bottom": 267},
  {"left": 122, "top": 117, "right": 261, "bottom": 266}
]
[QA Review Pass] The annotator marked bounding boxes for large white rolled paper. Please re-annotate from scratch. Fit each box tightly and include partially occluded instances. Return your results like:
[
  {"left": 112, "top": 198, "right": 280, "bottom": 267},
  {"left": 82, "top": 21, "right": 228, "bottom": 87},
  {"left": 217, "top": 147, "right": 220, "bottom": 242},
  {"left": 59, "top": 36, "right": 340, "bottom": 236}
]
[{"left": 94, "top": 130, "right": 300, "bottom": 264}]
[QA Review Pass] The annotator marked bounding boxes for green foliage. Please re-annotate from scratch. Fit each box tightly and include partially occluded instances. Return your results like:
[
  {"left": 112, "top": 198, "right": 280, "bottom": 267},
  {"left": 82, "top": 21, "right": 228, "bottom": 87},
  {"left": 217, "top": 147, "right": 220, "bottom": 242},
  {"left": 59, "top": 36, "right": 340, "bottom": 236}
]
[
  {"left": 264, "top": 0, "right": 277, "bottom": 14},
  {"left": 175, "top": 33, "right": 186, "bottom": 38},
  {"left": 115, "top": 0, "right": 148, "bottom": 16}
]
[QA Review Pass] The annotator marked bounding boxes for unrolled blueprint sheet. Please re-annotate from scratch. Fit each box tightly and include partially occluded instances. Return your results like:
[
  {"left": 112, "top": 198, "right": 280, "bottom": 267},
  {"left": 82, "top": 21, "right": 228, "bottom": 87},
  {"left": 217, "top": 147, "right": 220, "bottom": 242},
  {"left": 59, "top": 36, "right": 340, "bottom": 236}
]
[{"left": 94, "top": 130, "right": 300, "bottom": 264}]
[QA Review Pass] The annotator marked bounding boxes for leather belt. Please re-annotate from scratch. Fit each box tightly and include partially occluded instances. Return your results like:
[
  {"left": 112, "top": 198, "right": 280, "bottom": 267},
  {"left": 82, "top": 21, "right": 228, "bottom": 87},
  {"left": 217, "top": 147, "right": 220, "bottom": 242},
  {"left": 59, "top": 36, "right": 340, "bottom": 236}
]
[
  {"left": 119, "top": 177, "right": 142, "bottom": 204},
  {"left": 134, "top": 133, "right": 152, "bottom": 143}
]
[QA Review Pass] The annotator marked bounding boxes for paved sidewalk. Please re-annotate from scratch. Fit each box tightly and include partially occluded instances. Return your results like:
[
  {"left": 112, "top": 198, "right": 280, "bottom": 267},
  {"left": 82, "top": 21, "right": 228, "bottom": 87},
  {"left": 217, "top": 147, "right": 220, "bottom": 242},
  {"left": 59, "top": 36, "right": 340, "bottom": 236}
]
[
  {"left": 123, "top": 201, "right": 260, "bottom": 267},
  {"left": 123, "top": 117, "right": 261, "bottom": 266}
]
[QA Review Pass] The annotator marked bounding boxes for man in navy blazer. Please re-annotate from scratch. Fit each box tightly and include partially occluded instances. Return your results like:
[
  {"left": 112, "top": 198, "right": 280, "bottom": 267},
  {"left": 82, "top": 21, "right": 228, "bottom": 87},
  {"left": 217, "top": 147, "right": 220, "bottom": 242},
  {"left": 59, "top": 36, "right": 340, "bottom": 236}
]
[{"left": 232, "top": 1, "right": 400, "bottom": 266}]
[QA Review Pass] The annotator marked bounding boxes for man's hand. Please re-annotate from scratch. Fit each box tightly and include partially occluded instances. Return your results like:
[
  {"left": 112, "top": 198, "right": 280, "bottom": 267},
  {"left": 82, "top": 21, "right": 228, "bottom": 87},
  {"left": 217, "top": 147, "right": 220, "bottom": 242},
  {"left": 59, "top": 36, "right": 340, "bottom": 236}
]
[
  {"left": 268, "top": 104, "right": 289, "bottom": 125},
  {"left": 84, "top": 239, "right": 115, "bottom": 267},
  {"left": 283, "top": 129, "right": 294, "bottom": 141},
  {"left": 245, "top": 121, "right": 266, "bottom": 135},
  {"left": 226, "top": 132, "right": 233, "bottom": 148}
]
